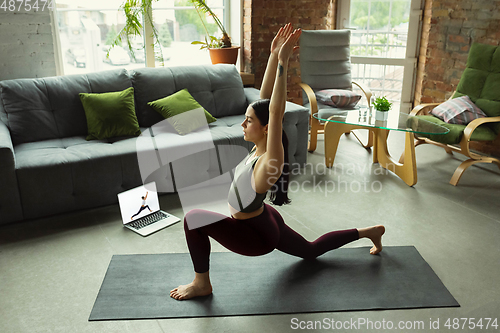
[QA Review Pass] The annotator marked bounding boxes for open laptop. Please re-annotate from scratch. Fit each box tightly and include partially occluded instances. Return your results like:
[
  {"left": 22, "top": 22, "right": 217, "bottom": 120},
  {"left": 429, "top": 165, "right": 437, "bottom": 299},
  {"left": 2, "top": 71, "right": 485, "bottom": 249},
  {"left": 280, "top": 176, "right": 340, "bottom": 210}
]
[{"left": 117, "top": 182, "right": 180, "bottom": 236}]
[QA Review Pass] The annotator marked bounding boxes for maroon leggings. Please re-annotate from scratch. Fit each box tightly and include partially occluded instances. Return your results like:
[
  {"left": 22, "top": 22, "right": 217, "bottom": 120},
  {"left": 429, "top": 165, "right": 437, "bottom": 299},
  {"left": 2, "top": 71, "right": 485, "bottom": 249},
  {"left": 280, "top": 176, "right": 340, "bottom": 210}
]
[{"left": 184, "top": 204, "right": 359, "bottom": 273}]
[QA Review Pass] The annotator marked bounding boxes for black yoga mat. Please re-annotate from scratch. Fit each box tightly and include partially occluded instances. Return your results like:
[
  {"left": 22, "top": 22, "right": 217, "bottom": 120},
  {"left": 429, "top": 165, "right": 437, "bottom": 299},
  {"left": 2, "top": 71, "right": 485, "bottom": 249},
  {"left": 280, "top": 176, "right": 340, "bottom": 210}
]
[{"left": 89, "top": 246, "right": 459, "bottom": 321}]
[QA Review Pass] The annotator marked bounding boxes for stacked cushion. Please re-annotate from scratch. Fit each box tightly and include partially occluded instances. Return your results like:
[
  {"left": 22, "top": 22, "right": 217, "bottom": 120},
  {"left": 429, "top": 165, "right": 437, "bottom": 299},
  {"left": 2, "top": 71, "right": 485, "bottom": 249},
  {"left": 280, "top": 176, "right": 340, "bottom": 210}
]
[{"left": 315, "top": 89, "right": 362, "bottom": 108}]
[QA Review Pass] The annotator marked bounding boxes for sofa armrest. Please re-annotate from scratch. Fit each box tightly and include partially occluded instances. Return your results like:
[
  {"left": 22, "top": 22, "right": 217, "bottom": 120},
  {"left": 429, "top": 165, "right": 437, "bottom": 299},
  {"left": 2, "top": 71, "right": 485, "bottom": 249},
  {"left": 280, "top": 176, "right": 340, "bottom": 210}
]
[
  {"left": 0, "top": 120, "right": 15, "bottom": 168},
  {"left": 244, "top": 87, "right": 261, "bottom": 105},
  {"left": 243, "top": 87, "right": 309, "bottom": 168},
  {"left": 283, "top": 101, "right": 309, "bottom": 169},
  {"left": 0, "top": 120, "right": 23, "bottom": 224}
]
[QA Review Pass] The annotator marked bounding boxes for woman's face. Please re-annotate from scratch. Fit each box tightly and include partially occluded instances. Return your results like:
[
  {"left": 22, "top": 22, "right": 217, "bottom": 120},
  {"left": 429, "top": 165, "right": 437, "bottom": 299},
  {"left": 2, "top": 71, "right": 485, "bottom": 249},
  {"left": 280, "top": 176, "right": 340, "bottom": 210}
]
[{"left": 241, "top": 106, "right": 267, "bottom": 143}]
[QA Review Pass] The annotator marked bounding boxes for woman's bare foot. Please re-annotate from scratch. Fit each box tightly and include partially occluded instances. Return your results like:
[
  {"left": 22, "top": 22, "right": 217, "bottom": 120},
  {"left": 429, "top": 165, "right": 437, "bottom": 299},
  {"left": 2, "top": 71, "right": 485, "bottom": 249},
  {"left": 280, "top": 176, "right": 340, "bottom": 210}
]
[
  {"left": 358, "top": 225, "right": 385, "bottom": 255},
  {"left": 170, "top": 271, "right": 212, "bottom": 301}
]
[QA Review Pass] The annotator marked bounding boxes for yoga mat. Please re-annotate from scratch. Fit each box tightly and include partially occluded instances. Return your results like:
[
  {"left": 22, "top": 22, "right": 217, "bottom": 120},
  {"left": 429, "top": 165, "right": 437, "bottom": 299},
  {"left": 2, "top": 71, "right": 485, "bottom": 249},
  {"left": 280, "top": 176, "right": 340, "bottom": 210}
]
[{"left": 89, "top": 246, "right": 459, "bottom": 321}]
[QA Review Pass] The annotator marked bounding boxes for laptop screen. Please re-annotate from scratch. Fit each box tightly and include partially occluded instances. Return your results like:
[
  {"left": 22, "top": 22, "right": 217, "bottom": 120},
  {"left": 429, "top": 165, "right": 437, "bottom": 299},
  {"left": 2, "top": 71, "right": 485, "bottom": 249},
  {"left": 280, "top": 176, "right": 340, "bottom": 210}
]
[{"left": 117, "top": 182, "right": 161, "bottom": 224}]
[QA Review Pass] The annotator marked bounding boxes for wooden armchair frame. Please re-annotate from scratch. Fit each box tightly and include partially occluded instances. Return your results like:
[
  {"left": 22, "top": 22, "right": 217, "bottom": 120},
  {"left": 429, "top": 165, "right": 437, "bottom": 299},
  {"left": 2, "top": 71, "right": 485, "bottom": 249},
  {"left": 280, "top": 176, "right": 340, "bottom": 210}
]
[
  {"left": 410, "top": 103, "right": 500, "bottom": 186},
  {"left": 299, "top": 81, "right": 374, "bottom": 152}
]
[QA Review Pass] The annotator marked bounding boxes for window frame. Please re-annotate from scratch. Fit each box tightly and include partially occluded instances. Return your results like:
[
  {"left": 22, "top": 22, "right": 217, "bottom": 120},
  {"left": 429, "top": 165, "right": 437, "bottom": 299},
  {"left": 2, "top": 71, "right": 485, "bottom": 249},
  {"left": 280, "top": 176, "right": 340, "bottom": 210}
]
[
  {"left": 52, "top": 0, "right": 241, "bottom": 75},
  {"left": 337, "top": 0, "right": 424, "bottom": 113}
]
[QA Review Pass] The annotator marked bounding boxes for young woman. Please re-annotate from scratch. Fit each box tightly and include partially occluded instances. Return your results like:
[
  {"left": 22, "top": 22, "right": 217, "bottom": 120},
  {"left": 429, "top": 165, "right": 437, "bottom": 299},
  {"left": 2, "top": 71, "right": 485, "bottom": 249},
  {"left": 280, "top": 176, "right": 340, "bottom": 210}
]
[{"left": 170, "top": 24, "right": 385, "bottom": 301}]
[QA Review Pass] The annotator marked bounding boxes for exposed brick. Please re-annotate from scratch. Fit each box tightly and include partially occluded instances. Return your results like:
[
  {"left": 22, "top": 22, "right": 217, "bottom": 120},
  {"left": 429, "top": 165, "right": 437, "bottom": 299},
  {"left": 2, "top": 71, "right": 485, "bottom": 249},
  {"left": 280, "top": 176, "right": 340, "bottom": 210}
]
[
  {"left": 448, "top": 34, "right": 469, "bottom": 44},
  {"left": 433, "top": 9, "right": 450, "bottom": 17},
  {"left": 436, "top": 81, "right": 453, "bottom": 92},
  {"left": 449, "top": 9, "right": 467, "bottom": 19},
  {"left": 462, "top": 19, "right": 490, "bottom": 29},
  {"left": 421, "top": 96, "right": 434, "bottom": 103},
  {"left": 471, "top": 1, "right": 497, "bottom": 10}
]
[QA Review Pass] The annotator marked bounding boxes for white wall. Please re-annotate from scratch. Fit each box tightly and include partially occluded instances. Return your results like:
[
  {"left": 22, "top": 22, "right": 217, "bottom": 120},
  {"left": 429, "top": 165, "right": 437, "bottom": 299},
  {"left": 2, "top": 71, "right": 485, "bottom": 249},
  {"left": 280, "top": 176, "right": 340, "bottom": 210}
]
[{"left": 0, "top": 8, "right": 58, "bottom": 81}]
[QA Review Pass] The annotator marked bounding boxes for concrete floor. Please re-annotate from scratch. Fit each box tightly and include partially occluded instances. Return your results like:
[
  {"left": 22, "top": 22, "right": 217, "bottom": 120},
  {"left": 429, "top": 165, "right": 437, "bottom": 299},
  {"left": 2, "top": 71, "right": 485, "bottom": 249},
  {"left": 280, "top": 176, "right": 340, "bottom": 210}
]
[{"left": 1, "top": 131, "right": 499, "bottom": 333}]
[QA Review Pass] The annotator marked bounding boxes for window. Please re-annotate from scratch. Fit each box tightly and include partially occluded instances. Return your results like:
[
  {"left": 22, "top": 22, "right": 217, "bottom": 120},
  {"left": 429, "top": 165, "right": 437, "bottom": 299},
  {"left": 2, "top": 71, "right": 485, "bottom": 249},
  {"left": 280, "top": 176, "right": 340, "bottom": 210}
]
[
  {"left": 54, "top": 0, "right": 237, "bottom": 75},
  {"left": 338, "top": 0, "right": 423, "bottom": 112}
]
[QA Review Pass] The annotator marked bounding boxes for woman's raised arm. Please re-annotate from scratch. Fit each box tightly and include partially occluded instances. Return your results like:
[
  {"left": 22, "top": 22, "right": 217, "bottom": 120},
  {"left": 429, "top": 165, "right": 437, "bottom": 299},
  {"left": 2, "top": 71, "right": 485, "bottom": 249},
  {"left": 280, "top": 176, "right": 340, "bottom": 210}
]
[
  {"left": 255, "top": 27, "right": 301, "bottom": 190},
  {"left": 259, "top": 24, "right": 295, "bottom": 100}
]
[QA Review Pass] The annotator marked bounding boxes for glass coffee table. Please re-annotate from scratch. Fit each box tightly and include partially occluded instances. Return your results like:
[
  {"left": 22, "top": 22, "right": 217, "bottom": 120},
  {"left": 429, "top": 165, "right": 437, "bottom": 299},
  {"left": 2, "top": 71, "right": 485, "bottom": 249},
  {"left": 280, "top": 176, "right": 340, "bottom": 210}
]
[{"left": 313, "top": 109, "right": 449, "bottom": 186}]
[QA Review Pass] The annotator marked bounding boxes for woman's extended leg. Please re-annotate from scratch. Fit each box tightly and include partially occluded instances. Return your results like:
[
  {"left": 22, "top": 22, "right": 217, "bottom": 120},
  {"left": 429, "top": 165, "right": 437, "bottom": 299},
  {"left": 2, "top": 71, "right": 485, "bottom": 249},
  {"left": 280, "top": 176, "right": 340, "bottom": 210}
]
[
  {"left": 267, "top": 205, "right": 385, "bottom": 258},
  {"left": 170, "top": 207, "right": 280, "bottom": 300}
]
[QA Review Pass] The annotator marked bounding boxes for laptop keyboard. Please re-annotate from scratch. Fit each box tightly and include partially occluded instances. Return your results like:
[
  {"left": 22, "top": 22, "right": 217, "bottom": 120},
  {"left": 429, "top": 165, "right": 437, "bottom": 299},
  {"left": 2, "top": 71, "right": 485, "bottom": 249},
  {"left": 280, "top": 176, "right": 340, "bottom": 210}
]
[{"left": 129, "top": 211, "right": 169, "bottom": 230}]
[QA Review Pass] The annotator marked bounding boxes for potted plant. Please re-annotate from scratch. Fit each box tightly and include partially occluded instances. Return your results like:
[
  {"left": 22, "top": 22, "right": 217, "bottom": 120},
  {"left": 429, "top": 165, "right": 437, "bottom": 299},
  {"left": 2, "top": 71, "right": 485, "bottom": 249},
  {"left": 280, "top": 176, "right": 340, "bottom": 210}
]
[
  {"left": 112, "top": 0, "right": 237, "bottom": 65},
  {"left": 189, "top": 0, "right": 239, "bottom": 65},
  {"left": 372, "top": 96, "right": 392, "bottom": 121},
  {"left": 111, "top": 0, "right": 166, "bottom": 65}
]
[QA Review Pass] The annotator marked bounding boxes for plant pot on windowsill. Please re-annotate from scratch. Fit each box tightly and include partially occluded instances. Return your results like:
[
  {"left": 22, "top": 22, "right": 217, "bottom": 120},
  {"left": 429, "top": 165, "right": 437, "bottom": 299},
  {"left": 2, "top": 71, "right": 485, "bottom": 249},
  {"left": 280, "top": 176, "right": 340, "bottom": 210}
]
[{"left": 209, "top": 46, "right": 240, "bottom": 65}]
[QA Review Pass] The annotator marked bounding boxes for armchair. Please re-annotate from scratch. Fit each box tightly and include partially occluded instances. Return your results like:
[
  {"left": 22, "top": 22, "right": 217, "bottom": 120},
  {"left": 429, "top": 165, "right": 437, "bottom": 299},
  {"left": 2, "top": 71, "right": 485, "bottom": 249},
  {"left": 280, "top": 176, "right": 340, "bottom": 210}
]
[
  {"left": 299, "top": 29, "right": 373, "bottom": 152},
  {"left": 411, "top": 43, "right": 500, "bottom": 185}
]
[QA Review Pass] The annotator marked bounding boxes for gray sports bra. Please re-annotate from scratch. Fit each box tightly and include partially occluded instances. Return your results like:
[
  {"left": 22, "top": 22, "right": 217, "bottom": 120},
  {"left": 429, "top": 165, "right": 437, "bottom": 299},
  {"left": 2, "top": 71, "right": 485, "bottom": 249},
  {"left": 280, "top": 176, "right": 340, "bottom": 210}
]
[{"left": 227, "top": 152, "right": 267, "bottom": 213}]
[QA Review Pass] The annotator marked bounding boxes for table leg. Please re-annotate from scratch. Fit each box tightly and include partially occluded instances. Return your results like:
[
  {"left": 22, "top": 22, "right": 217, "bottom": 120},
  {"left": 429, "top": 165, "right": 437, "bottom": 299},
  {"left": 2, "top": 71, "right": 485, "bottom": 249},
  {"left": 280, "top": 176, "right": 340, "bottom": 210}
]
[
  {"left": 324, "top": 123, "right": 417, "bottom": 186},
  {"left": 324, "top": 121, "right": 357, "bottom": 167},
  {"left": 351, "top": 130, "right": 374, "bottom": 149},
  {"left": 374, "top": 129, "right": 417, "bottom": 186}
]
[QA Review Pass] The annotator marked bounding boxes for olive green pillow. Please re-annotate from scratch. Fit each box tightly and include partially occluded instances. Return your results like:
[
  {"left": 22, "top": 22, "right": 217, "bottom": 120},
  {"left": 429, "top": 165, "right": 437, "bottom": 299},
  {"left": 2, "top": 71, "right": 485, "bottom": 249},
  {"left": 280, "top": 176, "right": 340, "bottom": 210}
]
[
  {"left": 148, "top": 88, "right": 217, "bottom": 135},
  {"left": 79, "top": 87, "right": 141, "bottom": 140}
]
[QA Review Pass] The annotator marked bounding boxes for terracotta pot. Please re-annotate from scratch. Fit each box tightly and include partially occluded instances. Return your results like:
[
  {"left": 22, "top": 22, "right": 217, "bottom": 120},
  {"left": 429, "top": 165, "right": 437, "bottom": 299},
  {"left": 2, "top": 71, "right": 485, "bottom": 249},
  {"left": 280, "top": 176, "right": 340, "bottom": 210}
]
[{"left": 208, "top": 46, "right": 240, "bottom": 65}]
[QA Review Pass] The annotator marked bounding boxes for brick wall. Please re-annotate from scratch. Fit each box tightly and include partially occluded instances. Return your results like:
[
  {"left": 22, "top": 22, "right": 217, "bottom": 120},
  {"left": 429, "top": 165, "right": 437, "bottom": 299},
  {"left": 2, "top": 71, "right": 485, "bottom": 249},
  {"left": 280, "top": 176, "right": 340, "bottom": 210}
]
[
  {"left": 243, "top": 0, "right": 336, "bottom": 105},
  {"left": 415, "top": 0, "right": 500, "bottom": 156},
  {"left": 0, "top": 9, "right": 57, "bottom": 80}
]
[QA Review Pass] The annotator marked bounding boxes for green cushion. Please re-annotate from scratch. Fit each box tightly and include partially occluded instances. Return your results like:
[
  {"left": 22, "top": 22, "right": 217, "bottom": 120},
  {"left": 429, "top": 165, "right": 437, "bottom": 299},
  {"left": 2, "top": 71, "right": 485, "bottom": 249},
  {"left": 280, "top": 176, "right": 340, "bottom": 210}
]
[
  {"left": 454, "top": 68, "right": 488, "bottom": 101},
  {"left": 79, "top": 87, "right": 141, "bottom": 140},
  {"left": 415, "top": 115, "right": 497, "bottom": 144},
  {"left": 148, "top": 89, "right": 217, "bottom": 135},
  {"left": 453, "top": 43, "right": 500, "bottom": 134},
  {"left": 466, "top": 43, "right": 496, "bottom": 71}
]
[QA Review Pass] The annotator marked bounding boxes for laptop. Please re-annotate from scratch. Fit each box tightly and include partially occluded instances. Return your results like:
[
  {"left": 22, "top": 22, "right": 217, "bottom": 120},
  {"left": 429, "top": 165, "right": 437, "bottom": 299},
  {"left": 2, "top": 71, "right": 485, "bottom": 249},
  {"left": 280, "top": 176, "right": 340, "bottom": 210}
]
[{"left": 117, "top": 182, "right": 180, "bottom": 236}]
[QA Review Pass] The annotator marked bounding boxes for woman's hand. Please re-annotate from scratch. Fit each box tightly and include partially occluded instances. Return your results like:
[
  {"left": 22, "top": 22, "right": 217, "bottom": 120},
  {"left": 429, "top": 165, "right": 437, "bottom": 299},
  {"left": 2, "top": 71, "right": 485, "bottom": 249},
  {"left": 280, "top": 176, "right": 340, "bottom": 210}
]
[
  {"left": 278, "top": 28, "right": 301, "bottom": 63},
  {"left": 270, "top": 23, "right": 295, "bottom": 56}
]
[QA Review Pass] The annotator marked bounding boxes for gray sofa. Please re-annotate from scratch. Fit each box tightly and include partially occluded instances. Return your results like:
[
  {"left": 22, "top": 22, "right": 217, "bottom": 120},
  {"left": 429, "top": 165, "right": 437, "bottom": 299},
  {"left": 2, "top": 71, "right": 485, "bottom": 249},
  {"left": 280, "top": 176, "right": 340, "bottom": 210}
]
[{"left": 0, "top": 64, "right": 309, "bottom": 225}]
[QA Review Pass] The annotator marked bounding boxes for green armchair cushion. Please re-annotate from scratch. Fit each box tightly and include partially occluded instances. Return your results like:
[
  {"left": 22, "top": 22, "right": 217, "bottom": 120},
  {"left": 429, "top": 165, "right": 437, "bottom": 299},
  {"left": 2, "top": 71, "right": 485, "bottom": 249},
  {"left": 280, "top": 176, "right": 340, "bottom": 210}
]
[
  {"left": 453, "top": 43, "right": 500, "bottom": 134},
  {"left": 415, "top": 115, "right": 497, "bottom": 144}
]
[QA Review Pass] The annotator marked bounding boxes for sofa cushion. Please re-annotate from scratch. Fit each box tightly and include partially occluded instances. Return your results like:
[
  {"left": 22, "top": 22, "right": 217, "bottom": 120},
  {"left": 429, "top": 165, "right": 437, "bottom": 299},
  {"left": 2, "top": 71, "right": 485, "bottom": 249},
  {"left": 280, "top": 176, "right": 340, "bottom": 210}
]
[
  {"left": 14, "top": 136, "right": 144, "bottom": 219},
  {"left": 80, "top": 87, "right": 141, "bottom": 140},
  {"left": 0, "top": 69, "right": 132, "bottom": 146},
  {"left": 14, "top": 116, "right": 254, "bottom": 219},
  {"left": 148, "top": 88, "right": 217, "bottom": 135},
  {"left": 130, "top": 64, "right": 247, "bottom": 128}
]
